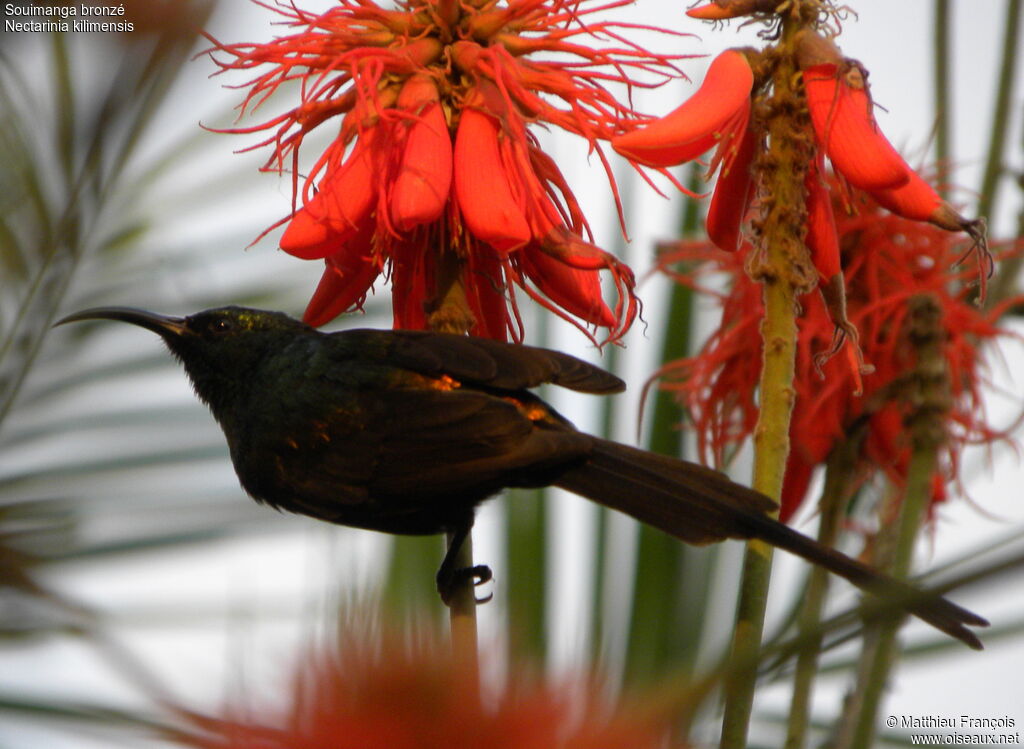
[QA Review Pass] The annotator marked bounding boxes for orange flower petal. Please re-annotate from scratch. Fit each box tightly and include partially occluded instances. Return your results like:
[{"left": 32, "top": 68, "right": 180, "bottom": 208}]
[
  {"left": 868, "top": 168, "right": 942, "bottom": 221},
  {"left": 804, "top": 156, "right": 841, "bottom": 279},
  {"left": 281, "top": 134, "right": 378, "bottom": 260},
  {"left": 687, "top": 0, "right": 777, "bottom": 19},
  {"left": 519, "top": 244, "right": 616, "bottom": 328},
  {"left": 390, "top": 239, "right": 432, "bottom": 331},
  {"left": 686, "top": 3, "right": 734, "bottom": 19},
  {"left": 706, "top": 113, "right": 756, "bottom": 252},
  {"left": 454, "top": 108, "right": 531, "bottom": 252},
  {"left": 302, "top": 226, "right": 381, "bottom": 327},
  {"left": 391, "top": 102, "right": 453, "bottom": 230},
  {"left": 280, "top": 202, "right": 347, "bottom": 261},
  {"left": 803, "top": 63, "right": 911, "bottom": 191},
  {"left": 611, "top": 49, "right": 754, "bottom": 168}
]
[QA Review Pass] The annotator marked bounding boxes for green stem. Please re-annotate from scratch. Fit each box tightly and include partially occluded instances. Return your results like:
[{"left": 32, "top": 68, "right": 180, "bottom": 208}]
[
  {"left": 932, "top": 0, "right": 951, "bottom": 195},
  {"left": 720, "top": 8, "right": 817, "bottom": 745},
  {"left": 844, "top": 449, "right": 935, "bottom": 749},
  {"left": 839, "top": 296, "right": 949, "bottom": 749},
  {"left": 783, "top": 439, "right": 859, "bottom": 749},
  {"left": 984, "top": 0, "right": 1024, "bottom": 308},
  {"left": 623, "top": 166, "right": 701, "bottom": 683},
  {"left": 976, "top": 0, "right": 1021, "bottom": 221}
]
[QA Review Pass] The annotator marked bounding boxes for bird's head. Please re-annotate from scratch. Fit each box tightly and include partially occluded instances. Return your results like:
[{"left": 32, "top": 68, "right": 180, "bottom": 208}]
[{"left": 56, "top": 306, "right": 311, "bottom": 411}]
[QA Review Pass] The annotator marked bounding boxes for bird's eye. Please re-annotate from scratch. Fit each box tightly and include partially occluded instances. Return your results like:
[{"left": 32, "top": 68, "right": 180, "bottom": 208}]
[{"left": 209, "top": 318, "right": 234, "bottom": 334}]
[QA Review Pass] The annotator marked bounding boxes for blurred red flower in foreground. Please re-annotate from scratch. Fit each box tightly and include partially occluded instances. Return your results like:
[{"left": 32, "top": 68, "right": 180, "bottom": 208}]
[
  {"left": 206, "top": 0, "right": 681, "bottom": 341},
  {"left": 655, "top": 179, "right": 1020, "bottom": 522},
  {"left": 174, "top": 629, "right": 673, "bottom": 749}
]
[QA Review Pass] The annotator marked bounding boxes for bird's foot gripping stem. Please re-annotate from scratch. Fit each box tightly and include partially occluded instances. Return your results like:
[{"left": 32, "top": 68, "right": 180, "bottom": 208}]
[
  {"left": 436, "top": 521, "right": 493, "bottom": 605},
  {"left": 436, "top": 564, "right": 493, "bottom": 606}
]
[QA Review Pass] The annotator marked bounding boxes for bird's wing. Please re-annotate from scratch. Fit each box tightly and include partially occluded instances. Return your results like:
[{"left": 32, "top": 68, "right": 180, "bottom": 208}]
[
  {"left": 328, "top": 329, "right": 624, "bottom": 394},
  {"left": 249, "top": 381, "right": 590, "bottom": 533},
  {"left": 357, "top": 387, "right": 591, "bottom": 500}
]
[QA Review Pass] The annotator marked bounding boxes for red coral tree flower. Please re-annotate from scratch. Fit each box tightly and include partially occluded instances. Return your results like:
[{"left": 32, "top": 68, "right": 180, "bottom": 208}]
[
  {"left": 654, "top": 178, "right": 1020, "bottom": 523},
  {"left": 611, "top": 30, "right": 990, "bottom": 375},
  {"left": 205, "top": 0, "right": 684, "bottom": 342},
  {"left": 174, "top": 629, "right": 674, "bottom": 749}
]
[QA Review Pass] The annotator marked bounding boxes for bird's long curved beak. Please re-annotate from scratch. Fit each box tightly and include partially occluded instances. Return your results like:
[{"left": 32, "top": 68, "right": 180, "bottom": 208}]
[{"left": 55, "top": 307, "right": 188, "bottom": 338}]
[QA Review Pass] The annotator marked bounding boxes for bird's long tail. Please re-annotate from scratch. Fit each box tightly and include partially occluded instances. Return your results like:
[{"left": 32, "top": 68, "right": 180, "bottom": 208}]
[{"left": 554, "top": 437, "right": 987, "bottom": 649}]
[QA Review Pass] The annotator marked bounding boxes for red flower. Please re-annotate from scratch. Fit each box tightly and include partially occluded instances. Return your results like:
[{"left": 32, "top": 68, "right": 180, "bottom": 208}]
[
  {"left": 205, "top": 0, "right": 681, "bottom": 341},
  {"left": 795, "top": 30, "right": 991, "bottom": 298},
  {"left": 686, "top": 0, "right": 779, "bottom": 19},
  {"left": 173, "top": 629, "right": 675, "bottom": 749},
  {"left": 655, "top": 175, "right": 1020, "bottom": 522}
]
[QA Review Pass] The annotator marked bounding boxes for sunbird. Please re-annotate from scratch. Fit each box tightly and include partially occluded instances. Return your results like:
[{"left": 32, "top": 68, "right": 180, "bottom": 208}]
[{"left": 57, "top": 305, "right": 987, "bottom": 648}]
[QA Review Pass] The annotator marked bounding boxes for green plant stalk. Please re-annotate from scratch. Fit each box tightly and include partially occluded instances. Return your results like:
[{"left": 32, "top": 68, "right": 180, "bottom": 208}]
[
  {"left": 840, "top": 296, "right": 949, "bottom": 749},
  {"left": 719, "top": 10, "right": 816, "bottom": 744},
  {"left": 783, "top": 444, "right": 856, "bottom": 749},
  {"left": 625, "top": 250, "right": 695, "bottom": 682},
  {"left": 976, "top": 0, "right": 1021, "bottom": 223},
  {"left": 932, "top": 0, "right": 951, "bottom": 196},
  {"left": 983, "top": 0, "right": 1024, "bottom": 308},
  {"left": 506, "top": 488, "right": 547, "bottom": 661},
  {"left": 507, "top": 308, "right": 550, "bottom": 663},
  {"left": 846, "top": 446, "right": 936, "bottom": 749},
  {"left": 588, "top": 337, "right": 617, "bottom": 664}
]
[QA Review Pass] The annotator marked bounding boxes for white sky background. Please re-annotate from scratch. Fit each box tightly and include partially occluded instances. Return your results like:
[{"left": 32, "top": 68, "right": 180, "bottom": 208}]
[{"left": 4, "top": 0, "right": 1024, "bottom": 746}]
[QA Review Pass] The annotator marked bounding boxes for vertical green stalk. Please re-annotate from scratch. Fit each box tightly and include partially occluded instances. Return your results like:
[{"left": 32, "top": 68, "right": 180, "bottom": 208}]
[
  {"left": 507, "top": 313, "right": 549, "bottom": 663},
  {"left": 506, "top": 487, "right": 547, "bottom": 660},
  {"left": 623, "top": 164, "right": 700, "bottom": 684},
  {"left": 983, "top": 0, "right": 1024, "bottom": 306},
  {"left": 976, "top": 0, "right": 1021, "bottom": 222},
  {"left": 932, "top": 0, "right": 951, "bottom": 195},
  {"left": 840, "top": 296, "right": 950, "bottom": 749},
  {"left": 588, "top": 342, "right": 616, "bottom": 664},
  {"left": 719, "top": 8, "right": 817, "bottom": 747},
  {"left": 783, "top": 434, "right": 862, "bottom": 749}
]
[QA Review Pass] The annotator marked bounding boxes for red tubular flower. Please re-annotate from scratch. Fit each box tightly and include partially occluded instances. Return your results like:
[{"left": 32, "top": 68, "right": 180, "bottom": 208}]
[
  {"left": 796, "top": 29, "right": 991, "bottom": 297},
  {"left": 686, "top": 0, "right": 780, "bottom": 19},
  {"left": 611, "top": 48, "right": 758, "bottom": 255},
  {"left": 611, "top": 49, "right": 754, "bottom": 169},
  {"left": 206, "top": 0, "right": 683, "bottom": 342},
  {"left": 390, "top": 76, "right": 452, "bottom": 231},
  {"left": 655, "top": 172, "right": 1020, "bottom": 523},
  {"left": 801, "top": 62, "right": 910, "bottom": 192},
  {"left": 453, "top": 107, "right": 532, "bottom": 253},
  {"left": 705, "top": 121, "right": 757, "bottom": 253}
]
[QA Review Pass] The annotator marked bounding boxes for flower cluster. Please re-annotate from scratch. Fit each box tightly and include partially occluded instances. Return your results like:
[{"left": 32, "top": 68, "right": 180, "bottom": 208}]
[
  {"left": 206, "top": 0, "right": 681, "bottom": 341},
  {"left": 174, "top": 629, "right": 673, "bottom": 749},
  {"left": 655, "top": 178, "right": 1018, "bottom": 522},
  {"left": 611, "top": 26, "right": 989, "bottom": 359}
]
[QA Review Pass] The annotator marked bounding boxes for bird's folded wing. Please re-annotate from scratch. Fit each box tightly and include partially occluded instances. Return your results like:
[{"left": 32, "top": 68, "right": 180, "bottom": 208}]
[{"left": 330, "top": 329, "right": 624, "bottom": 394}]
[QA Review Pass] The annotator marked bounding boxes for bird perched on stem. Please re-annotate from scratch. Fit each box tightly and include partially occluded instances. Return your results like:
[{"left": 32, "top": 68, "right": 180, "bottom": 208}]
[{"left": 57, "top": 306, "right": 987, "bottom": 648}]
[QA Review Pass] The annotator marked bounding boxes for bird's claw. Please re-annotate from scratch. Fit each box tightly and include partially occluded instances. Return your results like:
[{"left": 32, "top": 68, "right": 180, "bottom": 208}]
[{"left": 437, "top": 563, "right": 493, "bottom": 606}]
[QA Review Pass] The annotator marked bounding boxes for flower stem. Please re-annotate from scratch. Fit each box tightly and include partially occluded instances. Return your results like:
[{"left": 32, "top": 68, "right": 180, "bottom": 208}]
[
  {"left": 783, "top": 435, "right": 861, "bottom": 749},
  {"left": 719, "top": 6, "right": 817, "bottom": 746},
  {"left": 983, "top": 0, "right": 1023, "bottom": 307},
  {"left": 976, "top": 0, "right": 1021, "bottom": 223},
  {"left": 932, "top": 0, "right": 951, "bottom": 194},
  {"left": 838, "top": 296, "right": 949, "bottom": 749}
]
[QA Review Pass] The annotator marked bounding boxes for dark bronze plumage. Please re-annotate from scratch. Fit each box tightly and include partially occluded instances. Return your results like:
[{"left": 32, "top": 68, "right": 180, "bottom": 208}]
[{"left": 56, "top": 305, "right": 988, "bottom": 648}]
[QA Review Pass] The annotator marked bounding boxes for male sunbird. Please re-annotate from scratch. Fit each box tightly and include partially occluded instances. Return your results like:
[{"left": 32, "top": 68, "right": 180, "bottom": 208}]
[{"left": 57, "top": 306, "right": 987, "bottom": 648}]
